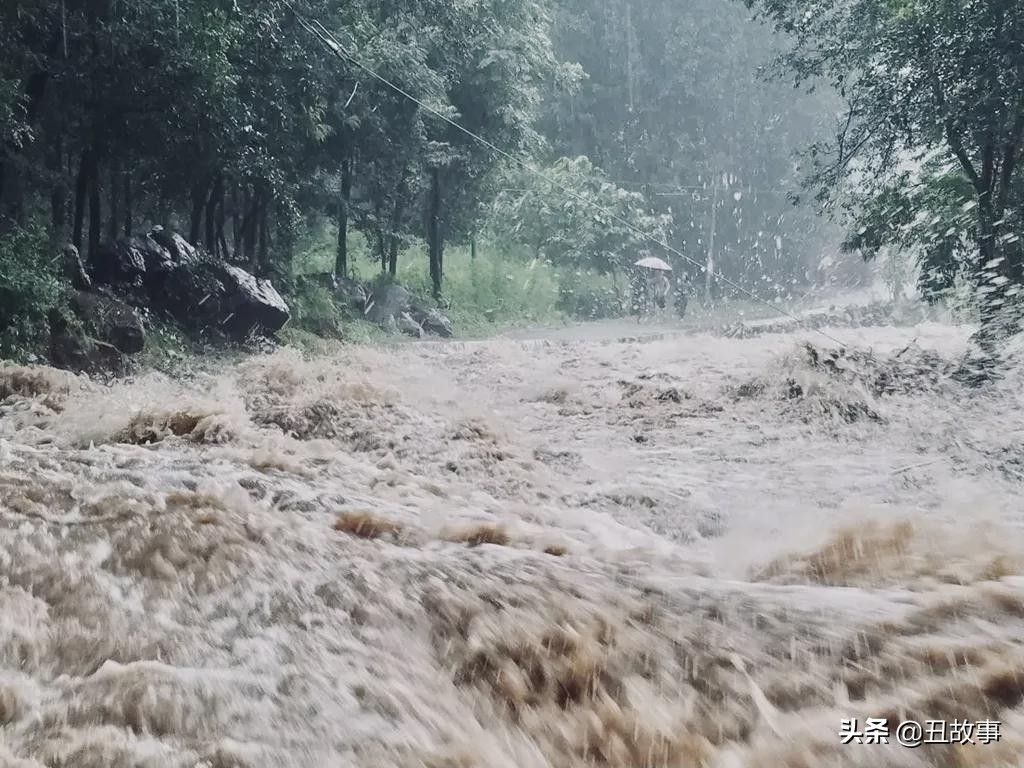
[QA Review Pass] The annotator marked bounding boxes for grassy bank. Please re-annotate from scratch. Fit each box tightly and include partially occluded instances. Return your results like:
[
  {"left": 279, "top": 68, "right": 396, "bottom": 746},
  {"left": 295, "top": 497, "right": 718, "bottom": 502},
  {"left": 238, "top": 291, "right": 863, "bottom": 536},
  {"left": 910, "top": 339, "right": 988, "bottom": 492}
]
[{"left": 289, "top": 229, "right": 635, "bottom": 338}]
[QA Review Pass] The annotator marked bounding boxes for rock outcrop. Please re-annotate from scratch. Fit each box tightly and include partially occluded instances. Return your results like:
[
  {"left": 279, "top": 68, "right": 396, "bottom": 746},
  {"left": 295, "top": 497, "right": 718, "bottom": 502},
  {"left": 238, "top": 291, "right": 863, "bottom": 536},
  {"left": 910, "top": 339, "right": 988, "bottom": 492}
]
[
  {"left": 61, "top": 244, "right": 92, "bottom": 290},
  {"left": 363, "top": 282, "right": 453, "bottom": 338},
  {"left": 85, "top": 230, "right": 291, "bottom": 341},
  {"left": 47, "top": 310, "right": 131, "bottom": 377},
  {"left": 71, "top": 290, "right": 146, "bottom": 354}
]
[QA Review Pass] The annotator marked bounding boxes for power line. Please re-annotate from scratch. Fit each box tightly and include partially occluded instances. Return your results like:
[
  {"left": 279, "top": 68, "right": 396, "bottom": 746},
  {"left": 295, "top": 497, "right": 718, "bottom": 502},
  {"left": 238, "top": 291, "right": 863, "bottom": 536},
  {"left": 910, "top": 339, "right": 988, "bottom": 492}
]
[{"left": 285, "top": 4, "right": 849, "bottom": 348}]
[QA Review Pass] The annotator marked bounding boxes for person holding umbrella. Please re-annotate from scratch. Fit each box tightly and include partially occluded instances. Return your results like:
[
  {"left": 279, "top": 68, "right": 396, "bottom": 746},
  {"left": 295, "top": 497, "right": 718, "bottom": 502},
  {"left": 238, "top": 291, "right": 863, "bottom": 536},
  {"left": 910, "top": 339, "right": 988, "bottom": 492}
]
[{"left": 632, "top": 255, "right": 673, "bottom": 320}]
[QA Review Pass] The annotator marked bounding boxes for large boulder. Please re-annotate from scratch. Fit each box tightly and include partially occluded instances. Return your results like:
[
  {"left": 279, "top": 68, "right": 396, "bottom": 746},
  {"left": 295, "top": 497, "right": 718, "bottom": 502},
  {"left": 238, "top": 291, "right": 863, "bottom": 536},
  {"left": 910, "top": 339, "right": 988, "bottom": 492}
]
[
  {"left": 61, "top": 244, "right": 92, "bottom": 290},
  {"left": 89, "top": 238, "right": 147, "bottom": 288},
  {"left": 365, "top": 284, "right": 412, "bottom": 325},
  {"left": 47, "top": 311, "right": 130, "bottom": 377},
  {"left": 410, "top": 304, "right": 453, "bottom": 338},
  {"left": 397, "top": 312, "right": 425, "bottom": 338},
  {"left": 159, "top": 261, "right": 228, "bottom": 331},
  {"left": 135, "top": 234, "right": 176, "bottom": 275},
  {"left": 157, "top": 260, "right": 290, "bottom": 340},
  {"left": 71, "top": 290, "right": 146, "bottom": 354},
  {"left": 334, "top": 277, "right": 370, "bottom": 313},
  {"left": 219, "top": 263, "right": 291, "bottom": 338},
  {"left": 363, "top": 283, "right": 453, "bottom": 338},
  {"left": 88, "top": 235, "right": 181, "bottom": 303},
  {"left": 149, "top": 226, "right": 199, "bottom": 265}
]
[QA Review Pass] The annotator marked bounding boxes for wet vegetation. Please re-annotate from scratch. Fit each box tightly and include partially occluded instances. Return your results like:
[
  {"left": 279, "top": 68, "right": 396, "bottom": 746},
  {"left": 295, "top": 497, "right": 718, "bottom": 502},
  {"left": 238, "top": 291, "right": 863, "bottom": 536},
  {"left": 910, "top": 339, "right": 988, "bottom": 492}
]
[{"left": 1, "top": 0, "right": 874, "bottom": 363}]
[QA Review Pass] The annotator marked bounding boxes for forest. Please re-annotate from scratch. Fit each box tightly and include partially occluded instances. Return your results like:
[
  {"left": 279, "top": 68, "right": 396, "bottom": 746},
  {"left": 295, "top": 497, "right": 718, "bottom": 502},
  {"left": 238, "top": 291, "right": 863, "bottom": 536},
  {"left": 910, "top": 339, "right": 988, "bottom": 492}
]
[
  {"left": 1, "top": 0, "right": 1023, "bottom": 358},
  {"left": 0, "top": 0, "right": 853, "bottom": 358}
]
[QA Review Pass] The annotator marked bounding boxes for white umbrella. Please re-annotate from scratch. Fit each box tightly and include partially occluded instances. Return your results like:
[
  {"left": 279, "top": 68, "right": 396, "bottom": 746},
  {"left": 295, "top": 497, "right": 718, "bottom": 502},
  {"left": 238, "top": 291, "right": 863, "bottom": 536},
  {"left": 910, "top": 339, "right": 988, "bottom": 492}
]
[{"left": 634, "top": 256, "right": 672, "bottom": 271}]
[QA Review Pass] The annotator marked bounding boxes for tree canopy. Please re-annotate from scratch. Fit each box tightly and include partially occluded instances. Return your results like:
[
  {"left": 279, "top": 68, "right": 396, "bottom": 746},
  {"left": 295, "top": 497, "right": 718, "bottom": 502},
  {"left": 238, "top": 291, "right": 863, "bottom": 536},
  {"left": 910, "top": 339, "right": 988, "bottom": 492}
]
[
  {"left": 747, "top": 0, "right": 1024, "bottom": 342},
  {"left": 2, "top": 0, "right": 857, "bottom": 303},
  {"left": 0, "top": 0, "right": 555, "bottom": 294},
  {"left": 537, "top": 0, "right": 844, "bottom": 299}
]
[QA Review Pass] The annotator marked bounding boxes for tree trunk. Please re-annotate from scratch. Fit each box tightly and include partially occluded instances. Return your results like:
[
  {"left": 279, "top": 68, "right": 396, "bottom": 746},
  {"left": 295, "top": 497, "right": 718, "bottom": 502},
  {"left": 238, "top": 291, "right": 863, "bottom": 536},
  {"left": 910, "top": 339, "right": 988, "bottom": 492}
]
[
  {"left": 428, "top": 167, "right": 443, "bottom": 298},
  {"left": 218, "top": 228, "right": 230, "bottom": 262},
  {"left": 216, "top": 191, "right": 229, "bottom": 260},
  {"left": 0, "top": 160, "right": 6, "bottom": 230},
  {"left": 471, "top": 232, "right": 477, "bottom": 261},
  {"left": 335, "top": 158, "right": 352, "bottom": 278},
  {"left": 50, "top": 136, "right": 67, "bottom": 247},
  {"left": 107, "top": 160, "right": 121, "bottom": 243},
  {"left": 973, "top": 194, "right": 1009, "bottom": 352},
  {"left": 373, "top": 200, "right": 387, "bottom": 273},
  {"left": 242, "top": 192, "right": 259, "bottom": 268},
  {"left": 123, "top": 172, "right": 132, "bottom": 237},
  {"left": 87, "top": 158, "right": 102, "bottom": 259},
  {"left": 387, "top": 193, "right": 405, "bottom": 277},
  {"left": 388, "top": 235, "right": 399, "bottom": 277},
  {"left": 189, "top": 179, "right": 209, "bottom": 246},
  {"left": 205, "top": 174, "right": 222, "bottom": 255},
  {"left": 2, "top": 161, "right": 24, "bottom": 226},
  {"left": 232, "top": 187, "right": 244, "bottom": 259},
  {"left": 257, "top": 199, "right": 269, "bottom": 273},
  {"left": 73, "top": 150, "right": 93, "bottom": 252}
]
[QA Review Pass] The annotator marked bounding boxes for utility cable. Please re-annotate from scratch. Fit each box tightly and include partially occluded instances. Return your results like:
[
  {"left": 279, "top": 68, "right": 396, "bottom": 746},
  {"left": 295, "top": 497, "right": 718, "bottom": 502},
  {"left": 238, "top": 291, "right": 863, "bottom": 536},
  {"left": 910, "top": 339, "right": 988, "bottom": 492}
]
[{"left": 286, "top": 4, "right": 850, "bottom": 347}]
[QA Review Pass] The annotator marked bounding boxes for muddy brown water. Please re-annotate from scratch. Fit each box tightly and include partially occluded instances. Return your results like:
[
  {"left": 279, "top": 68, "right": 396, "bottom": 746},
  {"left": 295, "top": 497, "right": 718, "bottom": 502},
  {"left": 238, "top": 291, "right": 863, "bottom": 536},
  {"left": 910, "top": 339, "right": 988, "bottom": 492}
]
[{"left": 0, "top": 320, "right": 1022, "bottom": 767}]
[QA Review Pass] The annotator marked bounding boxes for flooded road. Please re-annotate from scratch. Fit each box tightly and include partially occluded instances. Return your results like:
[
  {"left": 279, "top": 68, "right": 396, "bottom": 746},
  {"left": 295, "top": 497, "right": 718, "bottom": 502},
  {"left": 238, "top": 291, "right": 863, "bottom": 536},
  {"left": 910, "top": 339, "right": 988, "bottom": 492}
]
[{"left": 1, "top": 320, "right": 1023, "bottom": 767}]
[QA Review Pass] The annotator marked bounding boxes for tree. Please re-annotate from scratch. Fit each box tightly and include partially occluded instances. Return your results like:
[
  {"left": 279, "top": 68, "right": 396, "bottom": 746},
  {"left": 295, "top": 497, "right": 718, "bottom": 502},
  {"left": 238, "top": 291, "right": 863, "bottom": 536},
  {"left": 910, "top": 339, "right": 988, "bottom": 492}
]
[
  {"left": 539, "top": 0, "right": 843, "bottom": 299},
  {"left": 746, "top": 0, "right": 1024, "bottom": 346},
  {"left": 491, "top": 156, "right": 670, "bottom": 274}
]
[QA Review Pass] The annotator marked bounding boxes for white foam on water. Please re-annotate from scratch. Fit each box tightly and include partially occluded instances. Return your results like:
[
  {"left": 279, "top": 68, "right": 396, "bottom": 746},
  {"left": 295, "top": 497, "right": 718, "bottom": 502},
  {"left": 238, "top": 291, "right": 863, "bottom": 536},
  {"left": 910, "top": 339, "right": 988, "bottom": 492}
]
[{"left": 1, "top": 319, "right": 1022, "bottom": 767}]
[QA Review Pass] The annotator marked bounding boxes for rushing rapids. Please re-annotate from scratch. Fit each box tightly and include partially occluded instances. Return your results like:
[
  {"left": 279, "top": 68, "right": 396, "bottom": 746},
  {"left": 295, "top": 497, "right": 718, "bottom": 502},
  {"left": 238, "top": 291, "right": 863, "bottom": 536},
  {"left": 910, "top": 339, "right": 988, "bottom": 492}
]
[{"left": 0, "top": 319, "right": 1022, "bottom": 768}]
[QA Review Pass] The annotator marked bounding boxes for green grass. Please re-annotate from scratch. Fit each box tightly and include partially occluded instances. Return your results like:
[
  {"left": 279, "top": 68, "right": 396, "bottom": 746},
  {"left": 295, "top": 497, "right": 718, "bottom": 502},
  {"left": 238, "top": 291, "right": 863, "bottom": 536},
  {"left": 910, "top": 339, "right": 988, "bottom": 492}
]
[
  {"left": 395, "top": 241, "right": 567, "bottom": 335},
  {"left": 287, "top": 223, "right": 661, "bottom": 339}
]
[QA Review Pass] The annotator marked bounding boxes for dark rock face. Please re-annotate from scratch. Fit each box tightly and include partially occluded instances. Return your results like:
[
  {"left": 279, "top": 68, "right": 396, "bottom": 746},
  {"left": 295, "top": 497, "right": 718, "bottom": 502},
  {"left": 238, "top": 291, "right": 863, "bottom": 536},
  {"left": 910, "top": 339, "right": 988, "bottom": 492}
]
[
  {"left": 61, "top": 245, "right": 92, "bottom": 290},
  {"left": 71, "top": 290, "right": 146, "bottom": 354},
  {"left": 89, "top": 239, "right": 147, "bottom": 288},
  {"left": 136, "top": 234, "right": 175, "bottom": 275},
  {"left": 84, "top": 230, "right": 290, "bottom": 342},
  {"left": 156, "top": 260, "right": 290, "bottom": 340},
  {"left": 411, "top": 305, "right": 453, "bottom": 338},
  {"left": 148, "top": 226, "right": 199, "bottom": 265},
  {"left": 218, "top": 263, "right": 291, "bottom": 338},
  {"left": 365, "top": 284, "right": 412, "bottom": 325},
  {"left": 50, "top": 334, "right": 130, "bottom": 377},
  {"left": 47, "top": 310, "right": 130, "bottom": 377},
  {"left": 158, "top": 260, "right": 228, "bottom": 331}
]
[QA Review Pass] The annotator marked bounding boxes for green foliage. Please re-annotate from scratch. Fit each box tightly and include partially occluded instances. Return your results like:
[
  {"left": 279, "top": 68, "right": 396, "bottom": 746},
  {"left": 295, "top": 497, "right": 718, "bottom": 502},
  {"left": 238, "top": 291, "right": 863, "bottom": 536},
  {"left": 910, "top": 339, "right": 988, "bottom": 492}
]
[
  {"left": 0, "top": 0, "right": 557, "bottom": 291},
  {"left": 556, "top": 269, "right": 627, "bottom": 320},
  {"left": 397, "top": 240, "right": 562, "bottom": 332},
  {"left": 491, "top": 156, "right": 669, "bottom": 275},
  {"left": 749, "top": 0, "right": 1024, "bottom": 336},
  {"left": 0, "top": 225, "right": 66, "bottom": 357},
  {"left": 286, "top": 280, "right": 347, "bottom": 339},
  {"left": 841, "top": 158, "right": 978, "bottom": 303}
]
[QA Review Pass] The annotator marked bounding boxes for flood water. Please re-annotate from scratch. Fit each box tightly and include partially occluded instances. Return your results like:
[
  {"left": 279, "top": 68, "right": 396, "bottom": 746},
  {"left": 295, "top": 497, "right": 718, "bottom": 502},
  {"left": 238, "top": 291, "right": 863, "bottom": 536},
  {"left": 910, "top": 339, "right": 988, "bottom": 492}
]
[{"left": 1, "top": 318, "right": 1022, "bottom": 767}]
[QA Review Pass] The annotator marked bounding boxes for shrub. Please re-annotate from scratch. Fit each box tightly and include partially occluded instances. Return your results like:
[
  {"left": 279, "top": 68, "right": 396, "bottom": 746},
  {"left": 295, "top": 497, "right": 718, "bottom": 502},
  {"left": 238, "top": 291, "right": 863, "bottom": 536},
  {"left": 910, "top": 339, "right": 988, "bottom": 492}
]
[
  {"left": 0, "top": 224, "right": 68, "bottom": 358},
  {"left": 286, "top": 278, "right": 346, "bottom": 338},
  {"left": 555, "top": 268, "right": 626, "bottom": 320}
]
